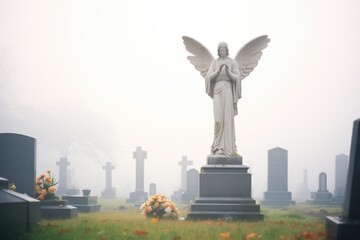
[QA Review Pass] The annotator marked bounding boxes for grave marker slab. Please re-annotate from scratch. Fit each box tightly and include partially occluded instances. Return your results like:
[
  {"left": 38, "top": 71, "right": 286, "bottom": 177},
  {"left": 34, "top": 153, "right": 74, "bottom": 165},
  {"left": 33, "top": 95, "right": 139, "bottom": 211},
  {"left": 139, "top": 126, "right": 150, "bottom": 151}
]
[
  {"left": 62, "top": 189, "right": 100, "bottom": 212},
  {"left": 181, "top": 169, "right": 199, "bottom": 203},
  {"left": 0, "top": 133, "right": 36, "bottom": 197},
  {"left": 326, "top": 118, "right": 360, "bottom": 239},
  {"left": 334, "top": 154, "right": 349, "bottom": 203},
  {"left": 56, "top": 157, "right": 70, "bottom": 195},
  {"left": 149, "top": 183, "right": 156, "bottom": 196},
  {"left": 261, "top": 147, "right": 295, "bottom": 206}
]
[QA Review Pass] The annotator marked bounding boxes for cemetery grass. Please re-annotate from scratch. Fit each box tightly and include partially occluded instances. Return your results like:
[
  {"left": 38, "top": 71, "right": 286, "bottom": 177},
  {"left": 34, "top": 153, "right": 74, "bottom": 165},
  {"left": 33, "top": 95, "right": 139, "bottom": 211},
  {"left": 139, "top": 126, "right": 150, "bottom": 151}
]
[{"left": 20, "top": 200, "right": 339, "bottom": 240}]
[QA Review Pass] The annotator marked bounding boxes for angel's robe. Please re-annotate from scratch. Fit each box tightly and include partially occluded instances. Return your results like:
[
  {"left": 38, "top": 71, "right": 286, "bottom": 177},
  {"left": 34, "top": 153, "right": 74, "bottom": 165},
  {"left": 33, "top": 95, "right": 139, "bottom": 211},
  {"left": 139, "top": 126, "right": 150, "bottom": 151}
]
[{"left": 205, "top": 57, "right": 242, "bottom": 155}]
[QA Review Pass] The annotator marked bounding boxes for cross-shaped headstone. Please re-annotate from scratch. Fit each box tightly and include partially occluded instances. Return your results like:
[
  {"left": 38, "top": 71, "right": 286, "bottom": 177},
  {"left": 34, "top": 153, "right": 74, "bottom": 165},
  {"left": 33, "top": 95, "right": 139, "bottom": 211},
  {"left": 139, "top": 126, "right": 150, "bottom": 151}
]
[
  {"left": 56, "top": 157, "right": 70, "bottom": 194},
  {"left": 103, "top": 162, "right": 115, "bottom": 190},
  {"left": 179, "top": 156, "right": 193, "bottom": 190},
  {"left": 133, "top": 146, "right": 147, "bottom": 192}
]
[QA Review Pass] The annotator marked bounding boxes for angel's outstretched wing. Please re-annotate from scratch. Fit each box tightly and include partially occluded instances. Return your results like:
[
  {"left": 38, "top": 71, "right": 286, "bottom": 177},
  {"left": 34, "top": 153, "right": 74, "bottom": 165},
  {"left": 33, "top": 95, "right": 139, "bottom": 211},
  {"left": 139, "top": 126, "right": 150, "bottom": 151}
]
[
  {"left": 235, "top": 35, "right": 270, "bottom": 80},
  {"left": 182, "top": 36, "right": 214, "bottom": 78}
]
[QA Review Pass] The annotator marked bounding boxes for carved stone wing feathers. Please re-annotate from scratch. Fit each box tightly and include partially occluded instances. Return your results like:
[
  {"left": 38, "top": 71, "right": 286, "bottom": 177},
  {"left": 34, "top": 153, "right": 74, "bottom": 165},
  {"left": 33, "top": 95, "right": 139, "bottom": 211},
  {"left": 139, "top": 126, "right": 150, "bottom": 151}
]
[
  {"left": 182, "top": 36, "right": 214, "bottom": 78},
  {"left": 235, "top": 35, "right": 270, "bottom": 80}
]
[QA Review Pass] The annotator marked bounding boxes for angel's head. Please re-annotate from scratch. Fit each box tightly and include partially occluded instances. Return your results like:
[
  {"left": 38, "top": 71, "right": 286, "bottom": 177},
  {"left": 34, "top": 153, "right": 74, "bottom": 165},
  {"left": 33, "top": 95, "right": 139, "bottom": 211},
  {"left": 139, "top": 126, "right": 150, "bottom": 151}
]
[{"left": 217, "top": 42, "right": 229, "bottom": 57}]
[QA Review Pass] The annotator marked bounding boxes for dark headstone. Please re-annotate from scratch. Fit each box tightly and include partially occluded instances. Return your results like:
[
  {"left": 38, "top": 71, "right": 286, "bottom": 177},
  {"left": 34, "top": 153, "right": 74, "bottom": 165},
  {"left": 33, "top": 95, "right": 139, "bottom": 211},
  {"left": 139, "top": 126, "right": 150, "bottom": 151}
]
[
  {"left": 262, "top": 147, "right": 295, "bottom": 206},
  {"left": 187, "top": 155, "right": 263, "bottom": 221},
  {"left": 334, "top": 154, "right": 349, "bottom": 203},
  {"left": 307, "top": 172, "right": 334, "bottom": 205},
  {"left": 181, "top": 169, "right": 199, "bottom": 203},
  {"left": 326, "top": 118, "right": 360, "bottom": 239},
  {"left": 127, "top": 146, "right": 148, "bottom": 204},
  {"left": 0, "top": 177, "right": 41, "bottom": 239},
  {"left": 101, "top": 162, "right": 116, "bottom": 198},
  {"left": 0, "top": 133, "right": 36, "bottom": 197},
  {"left": 56, "top": 157, "right": 70, "bottom": 195}
]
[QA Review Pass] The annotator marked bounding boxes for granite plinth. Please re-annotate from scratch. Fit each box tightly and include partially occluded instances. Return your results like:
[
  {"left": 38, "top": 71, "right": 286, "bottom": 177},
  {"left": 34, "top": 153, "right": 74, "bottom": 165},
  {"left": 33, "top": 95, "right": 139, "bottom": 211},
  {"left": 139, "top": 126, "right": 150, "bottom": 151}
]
[
  {"left": 262, "top": 191, "right": 295, "bottom": 206},
  {"left": 101, "top": 188, "right": 116, "bottom": 199},
  {"left": 325, "top": 216, "right": 360, "bottom": 240},
  {"left": 62, "top": 196, "right": 101, "bottom": 213},
  {"left": 307, "top": 191, "right": 335, "bottom": 205},
  {"left": 40, "top": 200, "right": 78, "bottom": 219},
  {"left": 126, "top": 191, "right": 148, "bottom": 204},
  {"left": 207, "top": 155, "right": 242, "bottom": 165},
  {"left": 187, "top": 163, "right": 263, "bottom": 221}
]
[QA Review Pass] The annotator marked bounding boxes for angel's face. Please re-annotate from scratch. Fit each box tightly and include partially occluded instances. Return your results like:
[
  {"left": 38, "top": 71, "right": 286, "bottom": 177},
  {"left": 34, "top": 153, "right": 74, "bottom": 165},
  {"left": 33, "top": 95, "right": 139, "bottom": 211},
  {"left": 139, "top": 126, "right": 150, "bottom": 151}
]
[{"left": 219, "top": 47, "right": 228, "bottom": 58}]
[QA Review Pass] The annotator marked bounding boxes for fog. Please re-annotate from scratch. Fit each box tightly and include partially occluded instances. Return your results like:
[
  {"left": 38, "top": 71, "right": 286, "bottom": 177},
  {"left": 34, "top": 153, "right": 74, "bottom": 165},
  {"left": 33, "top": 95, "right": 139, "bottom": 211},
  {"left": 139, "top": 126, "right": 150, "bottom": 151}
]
[{"left": 1, "top": 0, "right": 360, "bottom": 199}]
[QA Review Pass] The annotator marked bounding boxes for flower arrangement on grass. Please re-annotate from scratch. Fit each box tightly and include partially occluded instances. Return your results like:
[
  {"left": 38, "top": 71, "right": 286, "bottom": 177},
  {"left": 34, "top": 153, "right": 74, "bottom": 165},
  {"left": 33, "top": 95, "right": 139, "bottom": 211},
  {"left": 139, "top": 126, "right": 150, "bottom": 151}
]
[
  {"left": 140, "top": 194, "right": 179, "bottom": 220},
  {"left": 35, "top": 170, "right": 58, "bottom": 200}
]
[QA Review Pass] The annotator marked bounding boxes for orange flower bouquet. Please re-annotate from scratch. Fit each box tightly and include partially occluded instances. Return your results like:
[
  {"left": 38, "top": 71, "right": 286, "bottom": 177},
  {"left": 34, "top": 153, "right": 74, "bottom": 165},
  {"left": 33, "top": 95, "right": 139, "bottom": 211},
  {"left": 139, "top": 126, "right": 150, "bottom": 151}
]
[
  {"left": 140, "top": 194, "right": 179, "bottom": 220},
  {"left": 35, "top": 170, "right": 58, "bottom": 200}
]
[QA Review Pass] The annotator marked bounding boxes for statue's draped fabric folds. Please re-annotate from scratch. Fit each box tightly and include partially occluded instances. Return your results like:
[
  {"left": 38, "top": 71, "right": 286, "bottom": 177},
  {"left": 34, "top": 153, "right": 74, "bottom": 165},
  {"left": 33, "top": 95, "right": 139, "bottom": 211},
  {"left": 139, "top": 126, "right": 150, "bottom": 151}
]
[{"left": 183, "top": 36, "right": 270, "bottom": 156}]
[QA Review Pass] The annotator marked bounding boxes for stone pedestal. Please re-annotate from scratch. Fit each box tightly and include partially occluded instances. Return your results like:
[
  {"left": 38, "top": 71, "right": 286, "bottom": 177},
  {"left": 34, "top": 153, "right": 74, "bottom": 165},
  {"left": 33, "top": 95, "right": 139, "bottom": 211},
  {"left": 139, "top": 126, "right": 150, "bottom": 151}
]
[
  {"left": 126, "top": 191, "right": 148, "bottom": 204},
  {"left": 40, "top": 200, "right": 78, "bottom": 219},
  {"left": 101, "top": 188, "right": 116, "bottom": 199},
  {"left": 187, "top": 155, "right": 263, "bottom": 221},
  {"left": 62, "top": 196, "right": 100, "bottom": 213}
]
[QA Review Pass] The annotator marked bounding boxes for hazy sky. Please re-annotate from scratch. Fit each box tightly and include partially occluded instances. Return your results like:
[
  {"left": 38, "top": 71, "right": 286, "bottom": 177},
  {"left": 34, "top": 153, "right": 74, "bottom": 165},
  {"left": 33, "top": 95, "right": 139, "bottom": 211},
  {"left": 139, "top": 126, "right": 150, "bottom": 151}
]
[{"left": 1, "top": 0, "right": 360, "bottom": 198}]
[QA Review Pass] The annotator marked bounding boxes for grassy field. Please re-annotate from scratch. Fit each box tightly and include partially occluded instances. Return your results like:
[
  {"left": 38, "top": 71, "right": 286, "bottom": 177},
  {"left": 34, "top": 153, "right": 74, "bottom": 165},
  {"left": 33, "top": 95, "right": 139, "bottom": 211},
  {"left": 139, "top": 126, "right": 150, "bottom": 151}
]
[{"left": 19, "top": 199, "right": 341, "bottom": 240}]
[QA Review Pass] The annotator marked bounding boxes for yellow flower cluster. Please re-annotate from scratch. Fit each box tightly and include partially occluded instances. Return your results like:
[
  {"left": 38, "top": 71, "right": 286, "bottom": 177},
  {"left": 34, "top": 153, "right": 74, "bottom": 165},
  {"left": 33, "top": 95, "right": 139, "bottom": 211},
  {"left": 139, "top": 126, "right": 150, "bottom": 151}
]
[
  {"left": 140, "top": 194, "right": 179, "bottom": 219},
  {"left": 35, "top": 170, "right": 58, "bottom": 200}
]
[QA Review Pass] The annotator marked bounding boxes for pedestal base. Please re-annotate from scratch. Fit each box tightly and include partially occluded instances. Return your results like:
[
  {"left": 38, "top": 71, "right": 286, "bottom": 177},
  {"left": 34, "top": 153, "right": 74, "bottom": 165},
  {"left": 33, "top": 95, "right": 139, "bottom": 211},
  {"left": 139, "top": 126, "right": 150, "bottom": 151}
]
[
  {"left": 306, "top": 192, "right": 336, "bottom": 205},
  {"left": 126, "top": 191, "right": 148, "bottom": 204},
  {"left": 262, "top": 191, "right": 295, "bottom": 206},
  {"left": 325, "top": 216, "right": 360, "bottom": 240},
  {"left": 101, "top": 188, "right": 116, "bottom": 199},
  {"left": 187, "top": 161, "right": 263, "bottom": 221},
  {"left": 40, "top": 200, "right": 78, "bottom": 219},
  {"left": 62, "top": 196, "right": 101, "bottom": 213}
]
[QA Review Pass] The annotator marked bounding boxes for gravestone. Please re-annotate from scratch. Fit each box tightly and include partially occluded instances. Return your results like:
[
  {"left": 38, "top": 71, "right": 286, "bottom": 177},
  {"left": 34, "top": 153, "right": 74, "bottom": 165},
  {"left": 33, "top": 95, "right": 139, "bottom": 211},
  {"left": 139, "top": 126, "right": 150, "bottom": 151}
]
[
  {"left": 0, "top": 177, "right": 41, "bottom": 239},
  {"left": 333, "top": 154, "right": 349, "bottom": 203},
  {"left": 181, "top": 169, "right": 199, "bottom": 203},
  {"left": 62, "top": 189, "right": 101, "bottom": 212},
  {"left": 171, "top": 155, "right": 193, "bottom": 202},
  {"left": 295, "top": 169, "right": 311, "bottom": 202},
  {"left": 261, "top": 147, "right": 295, "bottom": 206},
  {"left": 179, "top": 156, "right": 193, "bottom": 191},
  {"left": 0, "top": 133, "right": 36, "bottom": 197},
  {"left": 56, "top": 157, "right": 70, "bottom": 195},
  {"left": 187, "top": 154, "right": 263, "bottom": 220},
  {"left": 127, "top": 146, "right": 148, "bottom": 203},
  {"left": 66, "top": 169, "right": 80, "bottom": 195},
  {"left": 101, "top": 162, "right": 116, "bottom": 198},
  {"left": 307, "top": 172, "right": 334, "bottom": 204},
  {"left": 149, "top": 183, "right": 156, "bottom": 196},
  {"left": 326, "top": 118, "right": 360, "bottom": 239}
]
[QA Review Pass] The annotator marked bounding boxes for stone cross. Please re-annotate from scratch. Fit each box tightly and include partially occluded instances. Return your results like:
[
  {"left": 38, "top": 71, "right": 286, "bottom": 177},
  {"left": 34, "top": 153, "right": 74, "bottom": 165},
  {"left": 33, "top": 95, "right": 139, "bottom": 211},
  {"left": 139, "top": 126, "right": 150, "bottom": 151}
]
[
  {"left": 179, "top": 156, "right": 193, "bottom": 190},
  {"left": 57, "top": 157, "right": 70, "bottom": 194},
  {"left": 103, "top": 162, "right": 115, "bottom": 190},
  {"left": 133, "top": 146, "right": 147, "bottom": 192}
]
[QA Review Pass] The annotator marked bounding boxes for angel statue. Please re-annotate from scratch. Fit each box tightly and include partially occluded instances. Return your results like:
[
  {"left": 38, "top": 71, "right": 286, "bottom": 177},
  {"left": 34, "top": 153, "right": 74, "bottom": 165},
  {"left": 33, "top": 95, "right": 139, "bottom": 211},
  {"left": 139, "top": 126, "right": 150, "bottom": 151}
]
[{"left": 182, "top": 35, "right": 270, "bottom": 156}]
